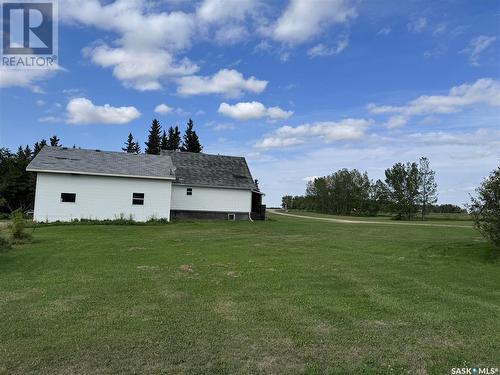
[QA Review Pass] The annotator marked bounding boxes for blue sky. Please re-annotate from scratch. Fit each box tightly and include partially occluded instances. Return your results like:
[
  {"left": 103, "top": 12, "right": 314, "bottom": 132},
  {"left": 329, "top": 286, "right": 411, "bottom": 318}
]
[{"left": 0, "top": 0, "right": 499, "bottom": 206}]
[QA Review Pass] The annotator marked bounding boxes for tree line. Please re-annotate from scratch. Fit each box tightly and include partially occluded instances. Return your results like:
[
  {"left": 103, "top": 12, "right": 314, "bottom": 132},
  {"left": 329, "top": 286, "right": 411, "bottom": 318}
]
[
  {"left": 282, "top": 157, "right": 441, "bottom": 220},
  {"left": 0, "top": 118, "right": 203, "bottom": 214},
  {"left": 124, "top": 118, "right": 202, "bottom": 155},
  {"left": 0, "top": 135, "right": 63, "bottom": 213}
]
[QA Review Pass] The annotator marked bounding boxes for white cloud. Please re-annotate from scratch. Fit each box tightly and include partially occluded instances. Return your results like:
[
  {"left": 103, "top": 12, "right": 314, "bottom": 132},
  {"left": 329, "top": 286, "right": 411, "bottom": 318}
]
[
  {"left": 61, "top": 0, "right": 199, "bottom": 90},
  {"left": 154, "top": 104, "right": 174, "bottom": 114},
  {"left": 254, "top": 40, "right": 272, "bottom": 52},
  {"left": 407, "top": 17, "right": 427, "bottom": 33},
  {"left": 255, "top": 136, "right": 304, "bottom": 149},
  {"left": 0, "top": 68, "right": 57, "bottom": 91},
  {"left": 433, "top": 24, "right": 446, "bottom": 36},
  {"left": 197, "top": 0, "right": 263, "bottom": 45},
  {"left": 61, "top": 1, "right": 195, "bottom": 51},
  {"left": 251, "top": 128, "right": 499, "bottom": 206},
  {"left": 39, "top": 116, "right": 61, "bottom": 123},
  {"left": 266, "top": 106, "right": 294, "bottom": 120},
  {"left": 367, "top": 78, "right": 500, "bottom": 127},
  {"left": 58, "top": 0, "right": 271, "bottom": 90},
  {"left": 66, "top": 98, "right": 141, "bottom": 125},
  {"left": 308, "top": 36, "right": 349, "bottom": 58},
  {"left": 255, "top": 118, "right": 371, "bottom": 149},
  {"left": 271, "top": 0, "right": 357, "bottom": 44},
  {"left": 461, "top": 35, "right": 496, "bottom": 66},
  {"left": 213, "top": 25, "right": 250, "bottom": 45},
  {"left": 303, "top": 176, "right": 320, "bottom": 182},
  {"left": 213, "top": 123, "right": 235, "bottom": 131},
  {"left": 385, "top": 115, "right": 407, "bottom": 129},
  {"left": 377, "top": 27, "right": 391, "bottom": 36},
  {"left": 2, "top": 0, "right": 356, "bottom": 91},
  {"left": 196, "top": 0, "right": 259, "bottom": 23},
  {"left": 84, "top": 45, "right": 199, "bottom": 91},
  {"left": 406, "top": 128, "right": 499, "bottom": 147},
  {"left": 218, "top": 101, "right": 293, "bottom": 121},
  {"left": 177, "top": 69, "right": 268, "bottom": 98}
]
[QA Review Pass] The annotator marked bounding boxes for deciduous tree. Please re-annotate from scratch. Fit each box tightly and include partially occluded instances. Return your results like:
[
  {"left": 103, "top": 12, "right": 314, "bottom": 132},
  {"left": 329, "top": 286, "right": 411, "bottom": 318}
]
[
  {"left": 469, "top": 167, "right": 500, "bottom": 251},
  {"left": 384, "top": 162, "right": 420, "bottom": 219},
  {"left": 418, "top": 156, "right": 438, "bottom": 220}
]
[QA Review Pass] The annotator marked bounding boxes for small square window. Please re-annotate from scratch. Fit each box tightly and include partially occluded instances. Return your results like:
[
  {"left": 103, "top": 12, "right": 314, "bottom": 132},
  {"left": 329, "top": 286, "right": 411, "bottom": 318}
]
[
  {"left": 186, "top": 188, "right": 193, "bottom": 196},
  {"left": 132, "top": 193, "right": 144, "bottom": 205},
  {"left": 61, "top": 193, "right": 76, "bottom": 203}
]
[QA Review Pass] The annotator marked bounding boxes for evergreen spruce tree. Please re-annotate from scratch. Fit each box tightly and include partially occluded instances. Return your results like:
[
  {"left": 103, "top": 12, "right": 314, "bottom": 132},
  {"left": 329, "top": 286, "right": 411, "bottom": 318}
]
[
  {"left": 33, "top": 139, "right": 47, "bottom": 156},
  {"left": 132, "top": 139, "right": 141, "bottom": 154},
  {"left": 160, "top": 130, "right": 168, "bottom": 150},
  {"left": 50, "top": 135, "right": 60, "bottom": 147},
  {"left": 181, "top": 119, "right": 203, "bottom": 153},
  {"left": 122, "top": 133, "right": 139, "bottom": 153},
  {"left": 23, "top": 145, "right": 32, "bottom": 160},
  {"left": 16, "top": 146, "right": 25, "bottom": 161},
  {"left": 166, "top": 126, "right": 181, "bottom": 150},
  {"left": 145, "top": 119, "right": 162, "bottom": 155}
]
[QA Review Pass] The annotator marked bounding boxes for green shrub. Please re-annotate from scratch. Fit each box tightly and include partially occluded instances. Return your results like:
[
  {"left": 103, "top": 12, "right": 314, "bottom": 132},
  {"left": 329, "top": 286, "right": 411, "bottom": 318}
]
[
  {"left": 0, "top": 233, "right": 11, "bottom": 252},
  {"left": 39, "top": 217, "right": 170, "bottom": 226},
  {"left": 10, "top": 209, "right": 31, "bottom": 241}
]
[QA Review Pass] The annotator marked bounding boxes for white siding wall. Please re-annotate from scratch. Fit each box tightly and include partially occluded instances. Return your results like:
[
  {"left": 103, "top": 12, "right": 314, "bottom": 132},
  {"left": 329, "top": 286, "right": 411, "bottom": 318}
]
[
  {"left": 33, "top": 173, "right": 172, "bottom": 222},
  {"left": 170, "top": 185, "right": 251, "bottom": 212}
]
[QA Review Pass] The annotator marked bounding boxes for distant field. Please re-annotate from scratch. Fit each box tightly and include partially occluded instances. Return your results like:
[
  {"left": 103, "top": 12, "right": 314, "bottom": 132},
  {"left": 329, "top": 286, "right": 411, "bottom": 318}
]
[
  {"left": 425, "top": 212, "right": 472, "bottom": 221},
  {"left": 284, "top": 209, "right": 473, "bottom": 226},
  {"left": 0, "top": 213, "right": 498, "bottom": 374}
]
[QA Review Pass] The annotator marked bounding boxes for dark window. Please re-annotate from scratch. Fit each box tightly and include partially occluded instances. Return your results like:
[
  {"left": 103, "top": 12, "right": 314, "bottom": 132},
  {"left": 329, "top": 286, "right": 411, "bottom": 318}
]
[
  {"left": 132, "top": 193, "right": 144, "bottom": 205},
  {"left": 61, "top": 193, "right": 76, "bottom": 203},
  {"left": 186, "top": 188, "right": 193, "bottom": 196}
]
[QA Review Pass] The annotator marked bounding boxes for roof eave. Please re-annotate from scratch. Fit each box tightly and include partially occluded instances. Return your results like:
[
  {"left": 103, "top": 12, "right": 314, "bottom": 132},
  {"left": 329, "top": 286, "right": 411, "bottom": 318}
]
[
  {"left": 27, "top": 168, "right": 176, "bottom": 181},
  {"left": 173, "top": 181, "right": 257, "bottom": 190}
]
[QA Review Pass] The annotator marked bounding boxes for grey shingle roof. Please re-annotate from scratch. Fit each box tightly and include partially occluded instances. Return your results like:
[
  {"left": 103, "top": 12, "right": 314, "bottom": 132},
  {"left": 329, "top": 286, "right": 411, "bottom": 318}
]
[
  {"left": 27, "top": 146, "right": 175, "bottom": 180},
  {"left": 26, "top": 147, "right": 258, "bottom": 190},
  {"left": 166, "top": 150, "right": 257, "bottom": 190}
]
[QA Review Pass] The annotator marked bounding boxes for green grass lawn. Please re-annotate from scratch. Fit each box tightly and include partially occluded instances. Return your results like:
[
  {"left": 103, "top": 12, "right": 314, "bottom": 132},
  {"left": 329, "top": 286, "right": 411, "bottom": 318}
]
[{"left": 0, "top": 214, "right": 498, "bottom": 374}]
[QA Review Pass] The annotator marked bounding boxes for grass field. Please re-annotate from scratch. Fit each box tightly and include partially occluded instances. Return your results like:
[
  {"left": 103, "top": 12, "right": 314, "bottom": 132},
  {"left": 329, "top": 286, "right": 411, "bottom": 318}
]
[{"left": 0, "top": 214, "right": 498, "bottom": 374}]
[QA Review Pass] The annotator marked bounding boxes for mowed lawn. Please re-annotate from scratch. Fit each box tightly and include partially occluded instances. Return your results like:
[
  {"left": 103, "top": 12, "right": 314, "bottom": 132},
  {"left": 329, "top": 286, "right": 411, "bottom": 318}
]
[{"left": 0, "top": 214, "right": 499, "bottom": 374}]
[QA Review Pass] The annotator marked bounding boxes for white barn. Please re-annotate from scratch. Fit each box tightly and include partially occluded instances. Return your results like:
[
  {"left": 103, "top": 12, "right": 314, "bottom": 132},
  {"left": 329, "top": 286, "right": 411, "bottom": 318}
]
[{"left": 27, "top": 146, "right": 264, "bottom": 222}]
